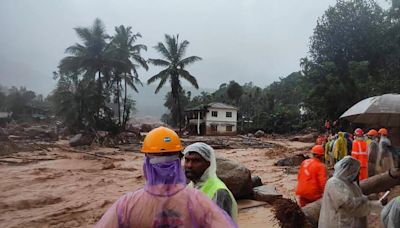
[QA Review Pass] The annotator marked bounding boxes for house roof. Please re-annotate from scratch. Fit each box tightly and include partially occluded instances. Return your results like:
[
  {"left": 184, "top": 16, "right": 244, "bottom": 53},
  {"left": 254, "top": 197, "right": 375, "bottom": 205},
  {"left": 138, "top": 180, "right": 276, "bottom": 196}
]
[
  {"left": 185, "top": 102, "right": 238, "bottom": 112},
  {"left": 208, "top": 102, "right": 238, "bottom": 110},
  {"left": 184, "top": 104, "right": 208, "bottom": 112}
]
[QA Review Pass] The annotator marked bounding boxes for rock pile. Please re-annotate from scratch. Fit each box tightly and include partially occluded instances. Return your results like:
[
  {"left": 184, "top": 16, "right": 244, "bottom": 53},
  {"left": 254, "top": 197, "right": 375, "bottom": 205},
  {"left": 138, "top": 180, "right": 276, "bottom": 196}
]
[
  {"left": 69, "top": 134, "right": 94, "bottom": 147},
  {"left": 254, "top": 130, "right": 265, "bottom": 138}
]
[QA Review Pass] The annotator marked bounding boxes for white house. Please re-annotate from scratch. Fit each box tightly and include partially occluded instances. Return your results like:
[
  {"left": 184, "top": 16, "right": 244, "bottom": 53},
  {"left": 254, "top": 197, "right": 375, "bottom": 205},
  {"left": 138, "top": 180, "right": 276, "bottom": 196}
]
[{"left": 184, "top": 102, "right": 238, "bottom": 135}]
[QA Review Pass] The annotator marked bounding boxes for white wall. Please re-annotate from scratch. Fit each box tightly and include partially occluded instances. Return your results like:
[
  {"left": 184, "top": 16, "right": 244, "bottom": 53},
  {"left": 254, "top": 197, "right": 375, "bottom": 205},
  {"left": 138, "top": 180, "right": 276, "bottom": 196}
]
[
  {"left": 205, "top": 108, "right": 237, "bottom": 122},
  {"left": 205, "top": 108, "right": 237, "bottom": 134},
  {"left": 216, "top": 124, "right": 237, "bottom": 133}
]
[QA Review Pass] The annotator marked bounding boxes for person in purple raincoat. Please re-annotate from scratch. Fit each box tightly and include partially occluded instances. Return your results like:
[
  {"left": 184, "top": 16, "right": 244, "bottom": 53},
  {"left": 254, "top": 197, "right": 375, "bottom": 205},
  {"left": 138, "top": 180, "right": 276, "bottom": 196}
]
[{"left": 95, "top": 127, "right": 236, "bottom": 228}]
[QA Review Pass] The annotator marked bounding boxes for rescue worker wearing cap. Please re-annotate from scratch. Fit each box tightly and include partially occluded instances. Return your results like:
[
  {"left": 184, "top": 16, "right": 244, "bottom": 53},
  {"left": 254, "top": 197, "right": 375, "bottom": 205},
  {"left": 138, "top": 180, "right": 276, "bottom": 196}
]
[
  {"left": 377, "top": 128, "right": 395, "bottom": 174},
  {"left": 295, "top": 145, "right": 327, "bottom": 207},
  {"left": 319, "top": 156, "right": 383, "bottom": 228},
  {"left": 183, "top": 142, "right": 238, "bottom": 222},
  {"left": 351, "top": 128, "right": 368, "bottom": 180},
  {"left": 366, "top": 129, "right": 379, "bottom": 177},
  {"left": 95, "top": 127, "right": 237, "bottom": 228}
]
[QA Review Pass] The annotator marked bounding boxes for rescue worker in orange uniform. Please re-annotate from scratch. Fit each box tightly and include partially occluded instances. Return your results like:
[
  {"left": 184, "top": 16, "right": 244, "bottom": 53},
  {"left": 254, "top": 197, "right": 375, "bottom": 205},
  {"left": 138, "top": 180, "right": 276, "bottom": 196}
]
[
  {"left": 351, "top": 128, "right": 368, "bottom": 180},
  {"left": 295, "top": 145, "right": 328, "bottom": 207}
]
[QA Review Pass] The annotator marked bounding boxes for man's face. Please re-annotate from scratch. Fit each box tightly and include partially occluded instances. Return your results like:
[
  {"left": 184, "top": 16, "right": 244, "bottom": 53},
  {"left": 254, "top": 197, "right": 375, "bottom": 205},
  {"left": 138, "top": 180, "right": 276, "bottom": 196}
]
[{"left": 184, "top": 152, "right": 210, "bottom": 182}]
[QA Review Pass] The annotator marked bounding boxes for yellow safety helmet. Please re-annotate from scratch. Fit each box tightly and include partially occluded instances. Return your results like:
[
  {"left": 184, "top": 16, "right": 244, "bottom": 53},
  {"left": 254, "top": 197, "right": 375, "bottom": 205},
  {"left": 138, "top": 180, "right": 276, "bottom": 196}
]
[{"left": 141, "top": 127, "right": 183, "bottom": 153}]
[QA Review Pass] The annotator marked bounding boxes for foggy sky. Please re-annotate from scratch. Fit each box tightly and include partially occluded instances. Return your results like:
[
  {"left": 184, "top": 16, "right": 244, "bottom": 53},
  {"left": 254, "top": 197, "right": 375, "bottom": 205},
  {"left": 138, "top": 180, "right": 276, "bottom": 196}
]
[{"left": 1, "top": 0, "right": 386, "bottom": 96}]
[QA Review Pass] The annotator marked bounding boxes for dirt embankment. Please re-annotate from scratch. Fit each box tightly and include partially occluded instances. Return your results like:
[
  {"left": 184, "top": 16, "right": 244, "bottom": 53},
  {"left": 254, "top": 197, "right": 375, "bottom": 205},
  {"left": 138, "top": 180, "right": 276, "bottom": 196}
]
[{"left": 0, "top": 137, "right": 312, "bottom": 228}]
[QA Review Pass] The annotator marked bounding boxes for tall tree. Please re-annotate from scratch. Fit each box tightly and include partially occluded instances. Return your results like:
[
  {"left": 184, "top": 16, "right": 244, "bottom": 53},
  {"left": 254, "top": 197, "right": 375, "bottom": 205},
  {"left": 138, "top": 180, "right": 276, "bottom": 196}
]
[
  {"left": 226, "top": 81, "right": 243, "bottom": 105},
  {"left": 162, "top": 89, "right": 191, "bottom": 127},
  {"left": 148, "top": 34, "right": 202, "bottom": 131},
  {"left": 110, "top": 25, "right": 148, "bottom": 127},
  {"left": 303, "top": 0, "right": 386, "bottom": 121},
  {"left": 59, "top": 18, "right": 112, "bottom": 120}
]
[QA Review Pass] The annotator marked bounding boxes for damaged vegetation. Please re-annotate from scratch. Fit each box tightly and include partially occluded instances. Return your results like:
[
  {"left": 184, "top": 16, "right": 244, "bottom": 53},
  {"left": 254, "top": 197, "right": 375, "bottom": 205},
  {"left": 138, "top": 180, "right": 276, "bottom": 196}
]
[{"left": 272, "top": 198, "right": 310, "bottom": 228}]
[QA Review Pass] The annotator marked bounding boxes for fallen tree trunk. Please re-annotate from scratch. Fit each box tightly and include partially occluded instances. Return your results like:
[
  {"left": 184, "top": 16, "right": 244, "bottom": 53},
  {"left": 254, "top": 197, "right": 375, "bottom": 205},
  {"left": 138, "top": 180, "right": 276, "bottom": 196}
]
[
  {"left": 302, "top": 169, "right": 400, "bottom": 226},
  {"left": 360, "top": 169, "right": 400, "bottom": 195}
]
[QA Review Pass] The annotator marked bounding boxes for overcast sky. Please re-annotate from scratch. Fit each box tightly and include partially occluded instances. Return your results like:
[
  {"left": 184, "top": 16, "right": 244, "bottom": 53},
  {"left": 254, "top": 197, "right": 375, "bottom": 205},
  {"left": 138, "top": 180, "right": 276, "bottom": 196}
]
[{"left": 0, "top": 0, "right": 388, "bottom": 95}]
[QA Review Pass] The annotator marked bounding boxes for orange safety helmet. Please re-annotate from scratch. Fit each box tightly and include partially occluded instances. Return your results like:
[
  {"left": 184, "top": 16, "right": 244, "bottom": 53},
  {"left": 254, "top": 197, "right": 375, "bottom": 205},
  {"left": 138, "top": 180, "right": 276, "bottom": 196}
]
[
  {"left": 378, "top": 128, "right": 388, "bottom": 136},
  {"left": 367, "top": 129, "right": 378, "bottom": 137},
  {"left": 354, "top": 128, "right": 364, "bottom": 137},
  {"left": 141, "top": 127, "right": 183, "bottom": 153},
  {"left": 311, "top": 145, "right": 325, "bottom": 155}
]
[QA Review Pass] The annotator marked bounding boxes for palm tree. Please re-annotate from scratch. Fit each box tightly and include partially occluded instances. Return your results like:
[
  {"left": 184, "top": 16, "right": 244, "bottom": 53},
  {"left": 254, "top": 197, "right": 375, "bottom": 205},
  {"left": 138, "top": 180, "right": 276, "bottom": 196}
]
[
  {"left": 59, "top": 18, "right": 112, "bottom": 118},
  {"left": 110, "top": 25, "right": 148, "bottom": 127},
  {"left": 148, "top": 34, "right": 202, "bottom": 131}
]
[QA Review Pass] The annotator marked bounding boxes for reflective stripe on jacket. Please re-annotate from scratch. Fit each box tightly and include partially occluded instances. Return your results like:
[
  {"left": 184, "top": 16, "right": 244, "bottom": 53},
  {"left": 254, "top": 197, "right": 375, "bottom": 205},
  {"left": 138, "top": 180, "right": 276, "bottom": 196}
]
[{"left": 351, "top": 139, "right": 368, "bottom": 180}]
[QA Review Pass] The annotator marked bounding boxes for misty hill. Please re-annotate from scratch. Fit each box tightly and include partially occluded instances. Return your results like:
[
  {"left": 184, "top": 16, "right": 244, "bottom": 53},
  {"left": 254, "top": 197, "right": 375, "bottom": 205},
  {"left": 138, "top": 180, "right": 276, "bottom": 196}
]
[{"left": 132, "top": 85, "right": 212, "bottom": 119}]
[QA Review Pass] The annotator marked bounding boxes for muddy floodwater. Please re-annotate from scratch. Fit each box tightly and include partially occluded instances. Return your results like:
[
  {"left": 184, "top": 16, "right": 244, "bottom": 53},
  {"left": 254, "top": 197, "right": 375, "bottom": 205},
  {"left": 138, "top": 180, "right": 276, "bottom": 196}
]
[{"left": 0, "top": 138, "right": 311, "bottom": 227}]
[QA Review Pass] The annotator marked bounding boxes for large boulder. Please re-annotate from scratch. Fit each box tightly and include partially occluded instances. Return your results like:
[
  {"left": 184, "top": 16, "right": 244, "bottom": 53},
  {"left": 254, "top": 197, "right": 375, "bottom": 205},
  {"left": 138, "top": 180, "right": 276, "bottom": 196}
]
[
  {"left": 254, "top": 130, "right": 265, "bottom": 138},
  {"left": 275, "top": 154, "right": 308, "bottom": 166},
  {"left": 216, "top": 156, "right": 253, "bottom": 199},
  {"left": 253, "top": 185, "right": 282, "bottom": 203},
  {"left": 69, "top": 134, "right": 93, "bottom": 147},
  {"left": 289, "top": 133, "right": 317, "bottom": 143},
  {"left": 251, "top": 175, "right": 263, "bottom": 187},
  {"left": 126, "top": 124, "right": 141, "bottom": 135}
]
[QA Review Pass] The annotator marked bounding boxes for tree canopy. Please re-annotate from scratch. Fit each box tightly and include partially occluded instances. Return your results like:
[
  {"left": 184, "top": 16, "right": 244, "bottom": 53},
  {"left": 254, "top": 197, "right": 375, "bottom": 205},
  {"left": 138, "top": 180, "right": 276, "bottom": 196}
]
[
  {"left": 53, "top": 19, "right": 147, "bottom": 133},
  {"left": 148, "top": 34, "right": 202, "bottom": 131}
]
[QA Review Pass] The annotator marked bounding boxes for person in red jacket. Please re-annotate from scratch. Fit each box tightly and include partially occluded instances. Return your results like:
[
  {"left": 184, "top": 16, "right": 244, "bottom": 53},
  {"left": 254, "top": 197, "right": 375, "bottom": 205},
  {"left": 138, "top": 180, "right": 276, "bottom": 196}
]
[
  {"left": 351, "top": 128, "right": 368, "bottom": 181},
  {"left": 295, "top": 145, "right": 328, "bottom": 207}
]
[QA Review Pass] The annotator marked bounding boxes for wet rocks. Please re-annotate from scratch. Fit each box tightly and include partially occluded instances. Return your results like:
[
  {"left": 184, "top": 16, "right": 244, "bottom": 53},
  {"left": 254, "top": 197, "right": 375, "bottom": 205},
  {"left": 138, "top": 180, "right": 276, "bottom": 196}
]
[
  {"left": 216, "top": 156, "right": 253, "bottom": 199},
  {"left": 69, "top": 134, "right": 93, "bottom": 147},
  {"left": 254, "top": 130, "right": 265, "bottom": 138},
  {"left": 253, "top": 185, "right": 282, "bottom": 203},
  {"left": 275, "top": 154, "right": 308, "bottom": 166},
  {"left": 289, "top": 133, "right": 317, "bottom": 143},
  {"left": 251, "top": 175, "right": 263, "bottom": 187}
]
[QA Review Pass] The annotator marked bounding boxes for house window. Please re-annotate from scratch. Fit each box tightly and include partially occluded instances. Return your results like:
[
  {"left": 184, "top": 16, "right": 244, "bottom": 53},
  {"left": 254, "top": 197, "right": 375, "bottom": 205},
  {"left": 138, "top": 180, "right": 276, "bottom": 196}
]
[
  {"left": 226, "top": 125, "right": 233, "bottom": 132},
  {"left": 211, "top": 124, "right": 218, "bottom": 132},
  {"left": 212, "top": 111, "right": 218, "bottom": 117},
  {"left": 226, "top": 112, "right": 232, "bottom": 118}
]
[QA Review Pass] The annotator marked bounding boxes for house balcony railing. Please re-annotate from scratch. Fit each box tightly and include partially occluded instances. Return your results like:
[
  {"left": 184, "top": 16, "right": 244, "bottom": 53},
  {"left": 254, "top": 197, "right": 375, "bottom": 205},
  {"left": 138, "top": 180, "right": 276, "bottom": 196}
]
[{"left": 188, "top": 119, "right": 205, "bottom": 125}]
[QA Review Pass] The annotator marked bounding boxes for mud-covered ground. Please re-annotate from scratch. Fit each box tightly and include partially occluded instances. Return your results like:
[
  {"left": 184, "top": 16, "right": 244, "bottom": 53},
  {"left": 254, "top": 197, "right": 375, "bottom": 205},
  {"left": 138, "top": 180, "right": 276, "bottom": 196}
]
[{"left": 0, "top": 137, "right": 336, "bottom": 227}]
